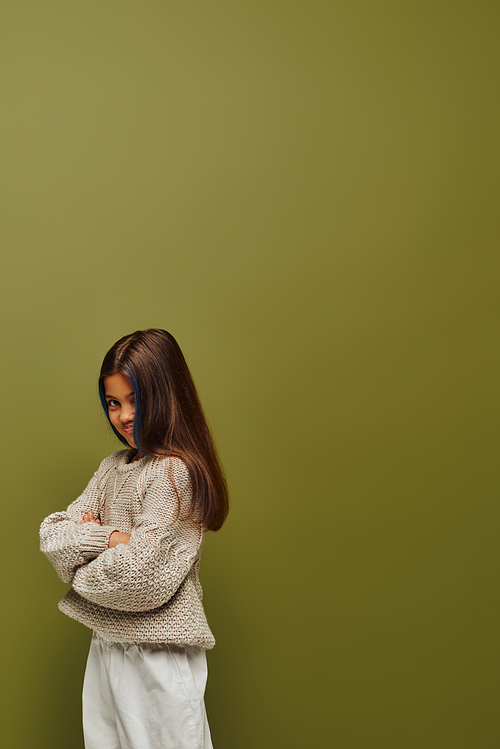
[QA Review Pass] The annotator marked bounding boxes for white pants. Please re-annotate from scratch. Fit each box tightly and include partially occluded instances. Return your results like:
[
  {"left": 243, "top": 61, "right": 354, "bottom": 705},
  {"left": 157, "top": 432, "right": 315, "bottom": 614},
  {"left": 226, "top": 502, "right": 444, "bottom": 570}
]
[{"left": 83, "top": 633, "right": 213, "bottom": 749}]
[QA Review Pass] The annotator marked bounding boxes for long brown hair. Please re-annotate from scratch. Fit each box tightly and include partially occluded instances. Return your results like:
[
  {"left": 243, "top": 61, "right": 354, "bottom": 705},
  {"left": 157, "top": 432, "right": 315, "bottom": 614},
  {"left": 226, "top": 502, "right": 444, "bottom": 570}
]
[{"left": 99, "top": 329, "right": 229, "bottom": 532}]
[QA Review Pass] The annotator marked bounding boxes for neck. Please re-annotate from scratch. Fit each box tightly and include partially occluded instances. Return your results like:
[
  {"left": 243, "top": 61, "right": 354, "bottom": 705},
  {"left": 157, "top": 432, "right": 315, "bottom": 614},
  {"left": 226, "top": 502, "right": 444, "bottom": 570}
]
[{"left": 130, "top": 449, "right": 145, "bottom": 463}]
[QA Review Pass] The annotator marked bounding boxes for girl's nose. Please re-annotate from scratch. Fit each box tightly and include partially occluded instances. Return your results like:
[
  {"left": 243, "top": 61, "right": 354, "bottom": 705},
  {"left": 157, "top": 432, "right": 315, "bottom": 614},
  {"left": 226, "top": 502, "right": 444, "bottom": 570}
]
[{"left": 120, "top": 406, "right": 134, "bottom": 422}]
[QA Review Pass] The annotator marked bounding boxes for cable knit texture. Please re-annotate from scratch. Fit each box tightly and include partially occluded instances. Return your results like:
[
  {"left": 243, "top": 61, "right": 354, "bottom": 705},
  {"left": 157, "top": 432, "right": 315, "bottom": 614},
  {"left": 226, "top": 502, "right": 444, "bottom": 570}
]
[{"left": 40, "top": 450, "right": 215, "bottom": 649}]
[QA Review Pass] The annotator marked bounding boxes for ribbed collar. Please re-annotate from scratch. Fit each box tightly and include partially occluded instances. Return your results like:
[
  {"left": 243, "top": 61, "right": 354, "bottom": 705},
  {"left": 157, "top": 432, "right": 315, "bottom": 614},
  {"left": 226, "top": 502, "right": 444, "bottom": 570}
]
[{"left": 115, "top": 449, "right": 152, "bottom": 474}]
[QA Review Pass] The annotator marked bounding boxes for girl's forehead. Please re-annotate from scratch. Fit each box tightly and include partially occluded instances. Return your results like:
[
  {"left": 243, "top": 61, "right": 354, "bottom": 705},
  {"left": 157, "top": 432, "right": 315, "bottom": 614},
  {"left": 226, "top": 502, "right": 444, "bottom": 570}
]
[{"left": 103, "top": 372, "right": 134, "bottom": 394}]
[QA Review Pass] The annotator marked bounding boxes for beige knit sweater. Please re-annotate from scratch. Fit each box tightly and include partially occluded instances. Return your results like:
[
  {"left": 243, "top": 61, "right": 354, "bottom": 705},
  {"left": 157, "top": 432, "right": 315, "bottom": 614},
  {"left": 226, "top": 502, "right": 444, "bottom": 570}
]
[{"left": 39, "top": 450, "right": 215, "bottom": 649}]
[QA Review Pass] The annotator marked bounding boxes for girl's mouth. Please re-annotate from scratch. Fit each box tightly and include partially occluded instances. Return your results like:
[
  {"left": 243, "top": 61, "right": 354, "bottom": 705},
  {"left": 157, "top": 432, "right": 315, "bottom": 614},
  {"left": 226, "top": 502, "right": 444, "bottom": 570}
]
[{"left": 123, "top": 424, "right": 134, "bottom": 433}]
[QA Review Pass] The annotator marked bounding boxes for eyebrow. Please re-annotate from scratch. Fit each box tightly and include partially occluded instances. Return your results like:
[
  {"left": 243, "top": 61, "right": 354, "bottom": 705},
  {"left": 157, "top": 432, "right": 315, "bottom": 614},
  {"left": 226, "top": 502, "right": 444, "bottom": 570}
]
[{"left": 105, "top": 392, "right": 135, "bottom": 399}]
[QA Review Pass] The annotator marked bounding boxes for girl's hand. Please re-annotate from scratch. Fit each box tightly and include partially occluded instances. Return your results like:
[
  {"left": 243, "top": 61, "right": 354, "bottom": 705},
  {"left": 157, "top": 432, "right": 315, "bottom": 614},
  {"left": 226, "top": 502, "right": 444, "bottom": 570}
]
[
  {"left": 108, "top": 531, "right": 131, "bottom": 548},
  {"left": 80, "top": 511, "right": 102, "bottom": 525}
]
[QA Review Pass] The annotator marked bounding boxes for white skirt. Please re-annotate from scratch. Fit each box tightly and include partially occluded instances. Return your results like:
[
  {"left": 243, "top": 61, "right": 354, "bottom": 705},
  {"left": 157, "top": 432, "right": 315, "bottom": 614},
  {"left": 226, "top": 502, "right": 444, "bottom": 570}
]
[{"left": 83, "top": 632, "right": 213, "bottom": 749}]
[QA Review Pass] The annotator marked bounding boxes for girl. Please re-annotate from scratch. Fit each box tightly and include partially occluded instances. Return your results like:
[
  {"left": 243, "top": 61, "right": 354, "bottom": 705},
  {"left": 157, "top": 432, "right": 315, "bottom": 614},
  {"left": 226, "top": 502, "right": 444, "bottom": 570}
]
[{"left": 40, "top": 328, "right": 229, "bottom": 749}]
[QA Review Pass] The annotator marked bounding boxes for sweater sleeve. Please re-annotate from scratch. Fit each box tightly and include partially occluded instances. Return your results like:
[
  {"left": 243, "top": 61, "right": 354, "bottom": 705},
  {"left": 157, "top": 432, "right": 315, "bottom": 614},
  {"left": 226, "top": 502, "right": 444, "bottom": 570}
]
[
  {"left": 39, "top": 455, "right": 121, "bottom": 584},
  {"left": 70, "top": 458, "right": 204, "bottom": 613}
]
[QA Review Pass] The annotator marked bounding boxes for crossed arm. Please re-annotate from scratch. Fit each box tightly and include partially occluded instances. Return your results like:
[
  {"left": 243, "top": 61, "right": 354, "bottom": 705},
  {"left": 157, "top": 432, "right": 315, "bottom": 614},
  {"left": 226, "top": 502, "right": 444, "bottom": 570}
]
[
  {"left": 41, "top": 457, "right": 203, "bottom": 611},
  {"left": 80, "top": 511, "right": 130, "bottom": 548}
]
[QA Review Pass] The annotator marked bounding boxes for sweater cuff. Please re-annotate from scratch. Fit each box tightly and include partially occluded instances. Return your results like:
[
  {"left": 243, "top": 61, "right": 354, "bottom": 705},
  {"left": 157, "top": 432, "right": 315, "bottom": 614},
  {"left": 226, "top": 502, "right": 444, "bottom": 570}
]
[{"left": 79, "top": 524, "right": 118, "bottom": 560}]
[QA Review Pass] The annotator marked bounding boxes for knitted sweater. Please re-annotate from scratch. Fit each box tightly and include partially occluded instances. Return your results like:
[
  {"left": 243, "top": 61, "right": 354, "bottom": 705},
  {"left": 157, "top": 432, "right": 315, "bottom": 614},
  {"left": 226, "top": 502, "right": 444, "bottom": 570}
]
[{"left": 39, "top": 450, "right": 215, "bottom": 649}]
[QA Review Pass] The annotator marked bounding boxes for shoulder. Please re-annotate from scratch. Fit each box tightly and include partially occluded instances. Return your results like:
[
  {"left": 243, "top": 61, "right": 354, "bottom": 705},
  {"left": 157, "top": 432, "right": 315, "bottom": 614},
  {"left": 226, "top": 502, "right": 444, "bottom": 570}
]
[
  {"left": 145, "top": 455, "right": 191, "bottom": 492},
  {"left": 95, "top": 450, "right": 128, "bottom": 475}
]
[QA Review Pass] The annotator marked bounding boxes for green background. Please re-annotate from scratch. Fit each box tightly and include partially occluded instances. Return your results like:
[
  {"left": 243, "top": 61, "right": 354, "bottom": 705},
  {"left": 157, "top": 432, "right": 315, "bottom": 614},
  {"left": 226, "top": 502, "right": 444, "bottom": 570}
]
[{"left": 2, "top": 1, "right": 499, "bottom": 747}]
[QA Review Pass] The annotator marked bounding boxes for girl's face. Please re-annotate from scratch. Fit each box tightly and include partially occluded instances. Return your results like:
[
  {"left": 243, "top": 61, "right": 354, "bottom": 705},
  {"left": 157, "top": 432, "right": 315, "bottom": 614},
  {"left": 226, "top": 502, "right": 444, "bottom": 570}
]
[{"left": 103, "top": 372, "right": 137, "bottom": 449}]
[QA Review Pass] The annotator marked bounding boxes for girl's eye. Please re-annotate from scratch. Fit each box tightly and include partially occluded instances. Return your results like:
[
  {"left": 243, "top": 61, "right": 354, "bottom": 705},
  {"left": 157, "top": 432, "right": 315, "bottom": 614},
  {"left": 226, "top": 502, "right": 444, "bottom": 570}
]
[{"left": 107, "top": 399, "right": 120, "bottom": 407}]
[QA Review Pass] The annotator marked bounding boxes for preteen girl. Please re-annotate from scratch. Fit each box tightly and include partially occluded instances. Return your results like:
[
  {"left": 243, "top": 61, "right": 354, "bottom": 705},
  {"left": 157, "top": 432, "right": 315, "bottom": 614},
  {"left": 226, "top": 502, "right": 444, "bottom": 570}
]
[{"left": 40, "top": 328, "right": 229, "bottom": 749}]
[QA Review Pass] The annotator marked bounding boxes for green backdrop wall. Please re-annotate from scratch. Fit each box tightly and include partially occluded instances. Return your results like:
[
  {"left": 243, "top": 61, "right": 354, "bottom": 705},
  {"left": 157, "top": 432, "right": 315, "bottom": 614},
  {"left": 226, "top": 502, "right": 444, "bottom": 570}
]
[{"left": 2, "top": 2, "right": 499, "bottom": 747}]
